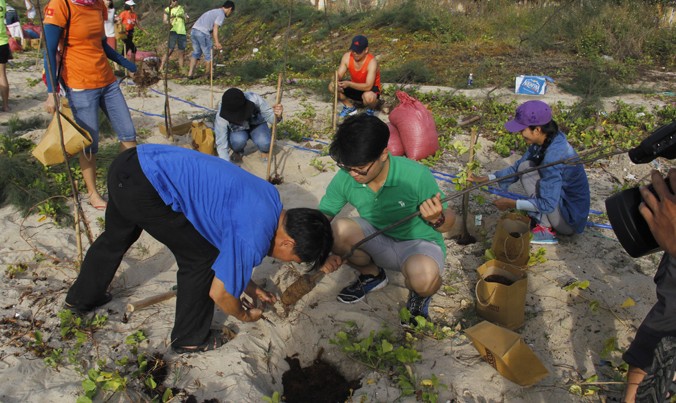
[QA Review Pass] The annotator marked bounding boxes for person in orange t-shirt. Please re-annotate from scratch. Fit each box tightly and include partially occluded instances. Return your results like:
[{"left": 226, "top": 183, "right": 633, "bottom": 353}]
[
  {"left": 118, "top": 0, "right": 142, "bottom": 62},
  {"left": 329, "top": 34, "right": 382, "bottom": 117},
  {"left": 43, "top": 0, "right": 137, "bottom": 210}
]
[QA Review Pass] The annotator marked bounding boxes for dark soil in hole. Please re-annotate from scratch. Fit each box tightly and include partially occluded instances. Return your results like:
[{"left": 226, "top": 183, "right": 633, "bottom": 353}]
[
  {"left": 282, "top": 349, "right": 361, "bottom": 403},
  {"left": 483, "top": 274, "right": 514, "bottom": 286}
]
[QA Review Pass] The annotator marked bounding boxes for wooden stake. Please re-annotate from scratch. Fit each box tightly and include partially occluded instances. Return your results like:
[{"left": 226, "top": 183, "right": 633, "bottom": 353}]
[
  {"left": 266, "top": 73, "right": 283, "bottom": 181},
  {"left": 456, "top": 127, "right": 479, "bottom": 245},
  {"left": 332, "top": 70, "right": 338, "bottom": 132},
  {"left": 210, "top": 49, "right": 214, "bottom": 109}
]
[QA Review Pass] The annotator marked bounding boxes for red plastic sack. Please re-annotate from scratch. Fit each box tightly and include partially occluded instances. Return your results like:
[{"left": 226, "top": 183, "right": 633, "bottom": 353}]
[
  {"left": 127, "top": 50, "right": 158, "bottom": 62},
  {"left": 22, "top": 23, "right": 42, "bottom": 37},
  {"left": 8, "top": 37, "right": 21, "bottom": 53},
  {"left": 387, "top": 123, "right": 405, "bottom": 156},
  {"left": 388, "top": 91, "right": 439, "bottom": 160}
]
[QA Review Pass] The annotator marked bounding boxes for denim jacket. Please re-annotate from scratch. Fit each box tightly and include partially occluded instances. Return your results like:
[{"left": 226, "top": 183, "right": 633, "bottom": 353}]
[
  {"left": 214, "top": 91, "right": 276, "bottom": 134},
  {"left": 494, "top": 131, "right": 590, "bottom": 233},
  {"left": 213, "top": 92, "right": 276, "bottom": 159}
]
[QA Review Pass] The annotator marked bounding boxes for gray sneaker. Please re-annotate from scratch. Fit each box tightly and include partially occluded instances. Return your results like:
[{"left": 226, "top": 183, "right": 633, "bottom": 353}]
[{"left": 337, "top": 267, "right": 388, "bottom": 304}]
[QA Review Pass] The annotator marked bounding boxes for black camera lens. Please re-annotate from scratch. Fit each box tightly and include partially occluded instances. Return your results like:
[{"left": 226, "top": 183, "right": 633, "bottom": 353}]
[{"left": 605, "top": 178, "right": 672, "bottom": 258}]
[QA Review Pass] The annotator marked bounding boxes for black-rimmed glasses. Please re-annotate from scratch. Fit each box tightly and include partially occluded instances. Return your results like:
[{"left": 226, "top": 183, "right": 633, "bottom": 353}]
[{"left": 336, "top": 160, "right": 376, "bottom": 176}]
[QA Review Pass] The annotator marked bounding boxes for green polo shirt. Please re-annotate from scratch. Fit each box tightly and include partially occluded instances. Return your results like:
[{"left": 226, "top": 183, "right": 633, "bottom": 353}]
[{"left": 319, "top": 155, "right": 446, "bottom": 254}]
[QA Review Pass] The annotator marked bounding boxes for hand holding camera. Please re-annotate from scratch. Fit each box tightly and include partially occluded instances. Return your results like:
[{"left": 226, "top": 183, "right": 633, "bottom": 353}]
[
  {"left": 605, "top": 122, "right": 675, "bottom": 258},
  {"left": 639, "top": 169, "right": 676, "bottom": 256}
]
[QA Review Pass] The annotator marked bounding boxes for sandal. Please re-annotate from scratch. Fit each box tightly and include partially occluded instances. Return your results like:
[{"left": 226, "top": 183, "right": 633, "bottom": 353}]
[
  {"left": 172, "top": 328, "right": 235, "bottom": 354},
  {"left": 64, "top": 292, "right": 113, "bottom": 316}
]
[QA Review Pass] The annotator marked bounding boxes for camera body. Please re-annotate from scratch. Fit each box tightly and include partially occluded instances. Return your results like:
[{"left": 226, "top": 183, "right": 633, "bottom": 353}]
[
  {"left": 605, "top": 179, "right": 672, "bottom": 258},
  {"left": 605, "top": 121, "right": 675, "bottom": 258}
]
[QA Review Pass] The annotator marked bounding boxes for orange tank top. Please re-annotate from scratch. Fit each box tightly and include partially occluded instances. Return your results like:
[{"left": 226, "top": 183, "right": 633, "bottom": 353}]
[{"left": 348, "top": 53, "right": 381, "bottom": 91}]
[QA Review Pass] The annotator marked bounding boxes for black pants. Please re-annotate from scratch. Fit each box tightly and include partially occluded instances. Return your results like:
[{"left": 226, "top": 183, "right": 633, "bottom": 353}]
[
  {"left": 123, "top": 29, "right": 137, "bottom": 55},
  {"left": 624, "top": 253, "right": 676, "bottom": 370},
  {"left": 65, "top": 148, "right": 219, "bottom": 347}
]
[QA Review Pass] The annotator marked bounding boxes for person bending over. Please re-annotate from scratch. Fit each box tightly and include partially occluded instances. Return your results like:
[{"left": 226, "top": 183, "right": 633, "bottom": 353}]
[{"left": 64, "top": 144, "right": 335, "bottom": 354}]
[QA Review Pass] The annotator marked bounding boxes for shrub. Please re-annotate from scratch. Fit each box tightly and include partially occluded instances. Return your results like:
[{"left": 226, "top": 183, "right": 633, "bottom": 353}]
[{"left": 381, "top": 60, "right": 434, "bottom": 84}]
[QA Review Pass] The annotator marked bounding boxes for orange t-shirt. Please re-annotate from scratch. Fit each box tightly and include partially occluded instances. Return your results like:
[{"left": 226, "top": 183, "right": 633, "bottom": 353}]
[
  {"left": 118, "top": 10, "right": 138, "bottom": 32},
  {"left": 348, "top": 53, "right": 381, "bottom": 92},
  {"left": 44, "top": 0, "right": 115, "bottom": 89}
]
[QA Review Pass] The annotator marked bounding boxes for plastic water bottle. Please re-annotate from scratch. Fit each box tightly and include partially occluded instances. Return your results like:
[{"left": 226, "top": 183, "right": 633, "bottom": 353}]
[{"left": 467, "top": 73, "right": 473, "bottom": 87}]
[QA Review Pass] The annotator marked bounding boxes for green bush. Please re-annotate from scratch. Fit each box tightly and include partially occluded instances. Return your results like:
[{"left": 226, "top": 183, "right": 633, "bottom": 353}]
[
  {"left": 372, "top": 0, "right": 439, "bottom": 33},
  {"left": 229, "top": 60, "right": 276, "bottom": 82},
  {"left": 381, "top": 60, "right": 434, "bottom": 84}
]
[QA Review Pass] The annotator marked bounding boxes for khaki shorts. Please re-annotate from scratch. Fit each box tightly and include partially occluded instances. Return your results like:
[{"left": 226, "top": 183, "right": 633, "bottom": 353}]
[{"left": 352, "top": 217, "right": 445, "bottom": 275}]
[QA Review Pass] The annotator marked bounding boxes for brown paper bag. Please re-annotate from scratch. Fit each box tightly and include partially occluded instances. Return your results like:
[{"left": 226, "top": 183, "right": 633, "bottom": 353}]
[
  {"left": 475, "top": 260, "right": 528, "bottom": 330},
  {"left": 32, "top": 107, "right": 92, "bottom": 166},
  {"left": 115, "top": 22, "right": 127, "bottom": 40},
  {"left": 465, "top": 321, "right": 549, "bottom": 386},
  {"left": 492, "top": 212, "right": 531, "bottom": 267},
  {"left": 191, "top": 121, "right": 216, "bottom": 156}
]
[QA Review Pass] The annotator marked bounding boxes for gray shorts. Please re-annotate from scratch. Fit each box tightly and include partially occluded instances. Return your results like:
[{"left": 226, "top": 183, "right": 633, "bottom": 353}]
[{"left": 353, "top": 217, "right": 445, "bottom": 275}]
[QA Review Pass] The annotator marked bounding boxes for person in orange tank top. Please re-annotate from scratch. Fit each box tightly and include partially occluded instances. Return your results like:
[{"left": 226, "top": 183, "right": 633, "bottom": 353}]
[{"left": 329, "top": 35, "right": 381, "bottom": 117}]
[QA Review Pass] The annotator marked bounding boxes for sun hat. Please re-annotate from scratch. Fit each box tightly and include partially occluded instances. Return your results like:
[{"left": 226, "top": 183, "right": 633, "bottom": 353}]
[
  {"left": 504, "top": 100, "right": 552, "bottom": 133},
  {"left": 125, "top": 0, "right": 136, "bottom": 5},
  {"left": 220, "top": 88, "right": 255, "bottom": 123},
  {"left": 349, "top": 35, "right": 368, "bottom": 53}
]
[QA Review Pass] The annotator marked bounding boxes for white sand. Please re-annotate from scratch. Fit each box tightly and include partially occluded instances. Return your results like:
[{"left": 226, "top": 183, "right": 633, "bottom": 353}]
[{"left": 0, "top": 53, "right": 673, "bottom": 402}]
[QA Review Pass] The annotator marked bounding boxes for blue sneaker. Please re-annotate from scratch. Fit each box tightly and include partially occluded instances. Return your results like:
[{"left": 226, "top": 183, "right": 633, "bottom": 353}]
[
  {"left": 365, "top": 109, "right": 376, "bottom": 116},
  {"left": 402, "top": 291, "right": 432, "bottom": 327},
  {"left": 531, "top": 225, "right": 558, "bottom": 245},
  {"left": 337, "top": 105, "right": 358, "bottom": 118},
  {"left": 337, "top": 267, "right": 388, "bottom": 304}
]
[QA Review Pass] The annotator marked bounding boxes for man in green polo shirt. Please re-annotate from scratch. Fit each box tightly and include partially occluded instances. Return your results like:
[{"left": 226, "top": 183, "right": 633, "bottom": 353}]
[
  {"left": 159, "top": 0, "right": 189, "bottom": 73},
  {"left": 319, "top": 114, "right": 455, "bottom": 324}
]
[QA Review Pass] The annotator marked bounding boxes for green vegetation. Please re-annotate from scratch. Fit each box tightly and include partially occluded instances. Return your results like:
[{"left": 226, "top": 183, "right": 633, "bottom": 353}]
[
  {"left": 137, "top": 0, "right": 674, "bottom": 97},
  {"left": 0, "top": 134, "right": 118, "bottom": 222},
  {"left": 330, "top": 321, "right": 447, "bottom": 402},
  {"left": 25, "top": 309, "right": 175, "bottom": 403},
  {"left": 3, "top": 1, "right": 674, "bottom": 222}
]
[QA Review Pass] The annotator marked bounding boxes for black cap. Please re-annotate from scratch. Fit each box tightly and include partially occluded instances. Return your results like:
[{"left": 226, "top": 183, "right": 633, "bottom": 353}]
[
  {"left": 349, "top": 35, "right": 368, "bottom": 53},
  {"left": 219, "top": 88, "right": 254, "bottom": 123}
]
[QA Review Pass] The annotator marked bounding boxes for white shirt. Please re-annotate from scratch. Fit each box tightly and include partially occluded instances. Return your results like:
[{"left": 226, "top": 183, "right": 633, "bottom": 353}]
[{"left": 104, "top": 8, "right": 116, "bottom": 38}]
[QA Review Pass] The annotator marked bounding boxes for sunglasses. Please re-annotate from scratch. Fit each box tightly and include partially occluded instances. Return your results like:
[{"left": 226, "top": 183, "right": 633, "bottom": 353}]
[{"left": 337, "top": 160, "right": 376, "bottom": 176}]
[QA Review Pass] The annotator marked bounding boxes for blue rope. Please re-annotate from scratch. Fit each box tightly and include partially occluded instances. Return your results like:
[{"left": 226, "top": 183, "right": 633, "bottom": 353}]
[
  {"left": 128, "top": 107, "right": 165, "bottom": 118},
  {"left": 149, "top": 88, "right": 217, "bottom": 112},
  {"left": 125, "top": 99, "right": 612, "bottom": 229}
]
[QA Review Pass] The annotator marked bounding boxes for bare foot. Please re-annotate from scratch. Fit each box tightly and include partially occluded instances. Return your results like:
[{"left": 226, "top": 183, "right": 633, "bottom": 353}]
[{"left": 2, "top": 105, "right": 10, "bottom": 112}]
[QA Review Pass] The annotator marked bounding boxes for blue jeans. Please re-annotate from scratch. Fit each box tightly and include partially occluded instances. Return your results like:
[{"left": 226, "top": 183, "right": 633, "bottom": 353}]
[
  {"left": 190, "top": 29, "right": 212, "bottom": 61},
  {"left": 229, "top": 124, "right": 271, "bottom": 154},
  {"left": 66, "top": 80, "right": 136, "bottom": 154}
]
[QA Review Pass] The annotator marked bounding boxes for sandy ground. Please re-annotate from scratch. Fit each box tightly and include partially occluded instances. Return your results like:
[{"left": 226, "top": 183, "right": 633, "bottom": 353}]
[{"left": 0, "top": 52, "right": 675, "bottom": 402}]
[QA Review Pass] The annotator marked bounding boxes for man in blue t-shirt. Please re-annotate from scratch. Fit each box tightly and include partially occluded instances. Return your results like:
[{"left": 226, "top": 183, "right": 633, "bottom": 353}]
[
  {"left": 64, "top": 145, "right": 334, "bottom": 354},
  {"left": 187, "top": 1, "right": 234, "bottom": 79}
]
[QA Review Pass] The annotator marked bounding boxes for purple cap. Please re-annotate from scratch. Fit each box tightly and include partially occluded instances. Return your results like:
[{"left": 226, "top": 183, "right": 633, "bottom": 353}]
[
  {"left": 504, "top": 100, "right": 552, "bottom": 133},
  {"left": 349, "top": 35, "right": 368, "bottom": 53}
]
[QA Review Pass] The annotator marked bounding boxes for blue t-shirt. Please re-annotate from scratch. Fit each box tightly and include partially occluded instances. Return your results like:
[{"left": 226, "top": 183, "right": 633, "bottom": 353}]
[
  {"left": 192, "top": 8, "right": 226, "bottom": 35},
  {"left": 137, "top": 144, "right": 282, "bottom": 297}
]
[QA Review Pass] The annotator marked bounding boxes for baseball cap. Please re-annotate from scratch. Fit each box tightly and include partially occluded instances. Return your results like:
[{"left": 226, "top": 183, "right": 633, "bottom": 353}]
[
  {"left": 504, "top": 100, "right": 552, "bottom": 133},
  {"left": 349, "top": 35, "right": 368, "bottom": 53},
  {"left": 125, "top": 0, "right": 136, "bottom": 5},
  {"left": 220, "top": 88, "right": 255, "bottom": 123}
]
